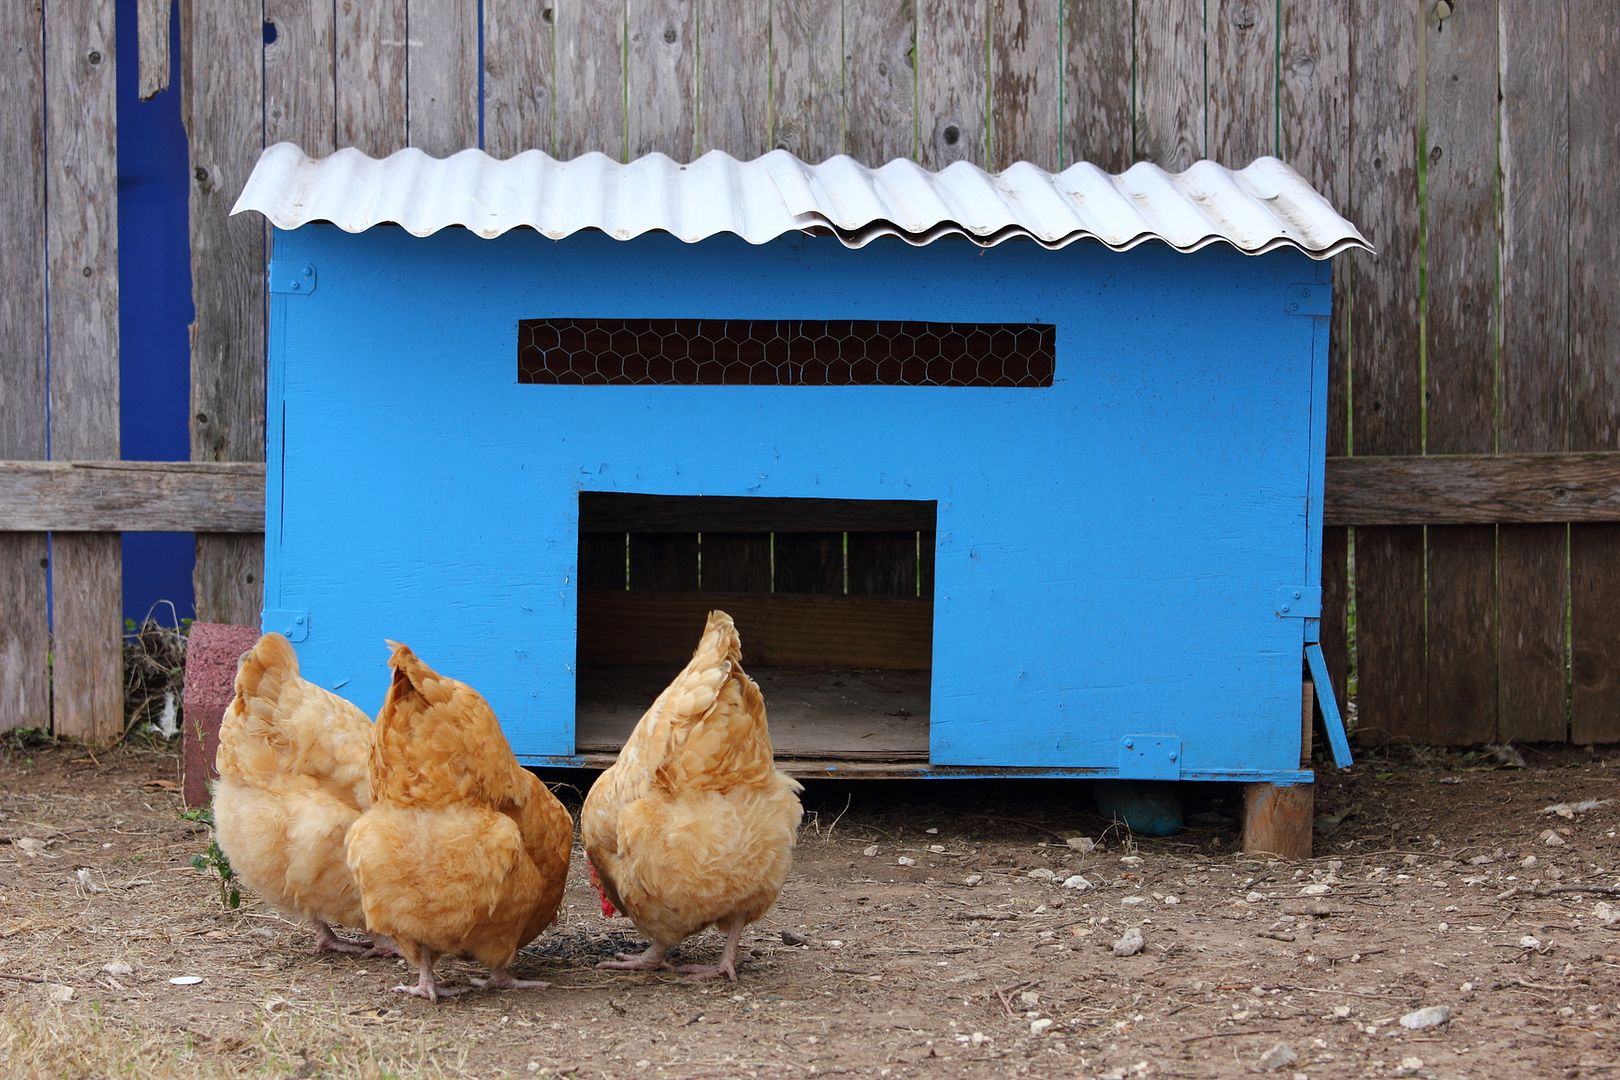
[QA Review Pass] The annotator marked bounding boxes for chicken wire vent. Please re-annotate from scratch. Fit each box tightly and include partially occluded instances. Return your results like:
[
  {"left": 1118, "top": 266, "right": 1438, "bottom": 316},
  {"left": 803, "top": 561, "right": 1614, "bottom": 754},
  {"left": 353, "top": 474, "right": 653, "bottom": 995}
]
[{"left": 517, "top": 318, "right": 1056, "bottom": 387}]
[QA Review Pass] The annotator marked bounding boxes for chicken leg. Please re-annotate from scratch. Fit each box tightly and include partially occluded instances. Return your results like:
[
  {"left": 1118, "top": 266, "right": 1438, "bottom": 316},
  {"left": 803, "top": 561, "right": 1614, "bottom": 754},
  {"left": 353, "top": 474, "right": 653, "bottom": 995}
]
[
  {"left": 597, "top": 941, "right": 670, "bottom": 972},
  {"left": 393, "top": 948, "right": 469, "bottom": 1002},
  {"left": 471, "top": 968, "right": 552, "bottom": 990},
  {"left": 311, "top": 921, "right": 372, "bottom": 956},
  {"left": 674, "top": 917, "right": 745, "bottom": 981}
]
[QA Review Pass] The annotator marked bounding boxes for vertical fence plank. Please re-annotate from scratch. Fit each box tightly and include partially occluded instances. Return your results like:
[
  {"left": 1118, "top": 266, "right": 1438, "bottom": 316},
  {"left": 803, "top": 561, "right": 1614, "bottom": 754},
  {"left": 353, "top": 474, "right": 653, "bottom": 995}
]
[
  {"left": 627, "top": 0, "right": 697, "bottom": 159},
  {"left": 1206, "top": 0, "right": 1275, "bottom": 163},
  {"left": 629, "top": 534, "right": 700, "bottom": 591},
  {"left": 844, "top": 0, "right": 916, "bottom": 163},
  {"left": 1568, "top": 0, "right": 1620, "bottom": 743},
  {"left": 137, "top": 0, "right": 172, "bottom": 99},
  {"left": 771, "top": 0, "right": 842, "bottom": 159},
  {"left": 1281, "top": 0, "right": 1351, "bottom": 723},
  {"left": 408, "top": 0, "right": 480, "bottom": 154},
  {"left": 697, "top": 0, "right": 769, "bottom": 156},
  {"left": 556, "top": 0, "right": 626, "bottom": 158},
  {"left": 1134, "top": 0, "right": 1204, "bottom": 168},
  {"left": 1061, "top": 0, "right": 1131, "bottom": 170},
  {"left": 485, "top": 0, "right": 555, "bottom": 156},
  {"left": 46, "top": 0, "right": 122, "bottom": 743},
  {"left": 989, "top": 0, "right": 1059, "bottom": 169},
  {"left": 0, "top": 0, "right": 49, "bottom": 733},
  {"left": 1423, "top": 0, "right": 1500, "bottom": 744},
  {"left": 1346, "top": 1, "right": 1423, "bottom": 745},
  {"left": 264, "top": 0, "right": 336, "bottom": 152},
  {"left": 773, "top": 533, "right": 843, "bottom": 594},
  {"left": 337, "top": 0, "right": 407, "bottom": 156},
  {"left": 187, "top": 0, "right": 265, "bottom": 626},
  {"left": 1497, "top": 0, "right": 1569, "bottom": 743},
  {"left": 917, "top": 0, "right": 986, "bottom": 167},
  {"left": 701, "top": 533, "right": 772, "bottom": 592}
]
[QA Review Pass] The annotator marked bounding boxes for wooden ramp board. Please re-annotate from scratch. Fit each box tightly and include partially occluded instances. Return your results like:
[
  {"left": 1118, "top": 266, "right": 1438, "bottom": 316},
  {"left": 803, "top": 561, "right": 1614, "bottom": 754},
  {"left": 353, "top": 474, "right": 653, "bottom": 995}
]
[{"left": 574, "top": 666, "right": 929, "bottom": 762}]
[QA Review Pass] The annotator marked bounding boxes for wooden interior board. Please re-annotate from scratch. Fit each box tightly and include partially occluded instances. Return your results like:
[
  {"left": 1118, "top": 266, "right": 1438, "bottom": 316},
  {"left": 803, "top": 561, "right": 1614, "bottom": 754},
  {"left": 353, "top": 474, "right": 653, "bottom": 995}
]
[
  {"left": 1134, "top": 0, "right": 1205, "bottom": 169},
  {"left": 555, "top": 0, "right": 626, "bottom": 159},
  {"left": 578, "top": 590, "right": 934, "bottom": 670},
  {"left": 1060, "top": 0, "right": 1131, "bottom": 170},
  {"left": 137, "top": 0, "right": 172, "bottom": 99},
  {"left": 844, "top": 0, "right": 916, "bottom": 163},
  {"left": 1346, "top": 1, "right": 1423, "bottom": 745},
  {"left": 264, "top": 0, "right": 336, "bottom": 153},
  {"left": 918, "top": 529, "right": 936, "bottom": 599},
  {"left": 578, "top": 532, "right": 628, "bottom": 591},
  {"left": 988, "top": 0, "right": 1058, "bottom": 170},
  {"left": 917, "top": 0, "right": 987, "bottom": 168},
  {"left": 46, "top": 0, "right": 122, "bottom": 743},
  {"left": 483, "top": 0, "right": 555, "bottom": 155},
  {"left": 1567, "top": 0, "right": 1620, "bottom": 743},
  {"left": 697, "top": 0, "right": 768, "bottom": 156},
  {"left": 628, "top": 532, "right": 699, "bottom": 590},
  {"left": 1205, "top": 0, "right": 1276, "bottom": 163},
  {"left": 0, "top": 0, "right": 49, "bottom": 732},
  {"left": 580, "top": 493, "right": 936, "bottom": 532},
  {"left": 1497, "top": 0, "right": 1570, "bottom": 742},
  {"left": 847, "top": 532, "right": 919, "bottom": 597},
  {"left": 405, "top": 0, "right": 479, "bottom": 155},
  {"left": 336, "top": 0, "right": 407, "bottom": 155},
  {"left": 627, "top": 0, "right": 696, "bottom": 159},
  {"left": 769, "top": 0, "right": 842, "bottom": 160},
  {"left": 1423, "top": 0, "right": 1500, "bottom": 744},
  {"left": 186, "top": 0, "right": 266, "bottom": 624},
  {"left": 699, "top": 532, "right": 772, "bottom": 593},
  {"left": 772, "top": 532, "right": 843, "bottom": 594},
  {"left": 1280, "top": 0, "right": 1350, "bottom": 714},
  {"left": 575, "top": 665, "right": 930, "bottom": 759}
]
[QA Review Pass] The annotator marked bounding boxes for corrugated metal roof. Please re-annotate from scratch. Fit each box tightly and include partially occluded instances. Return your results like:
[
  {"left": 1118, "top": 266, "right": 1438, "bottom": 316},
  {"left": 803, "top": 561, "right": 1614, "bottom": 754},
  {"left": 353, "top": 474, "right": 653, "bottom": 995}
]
[{"left": 231, "top": 143, "right": 1371, "bottom": 259}]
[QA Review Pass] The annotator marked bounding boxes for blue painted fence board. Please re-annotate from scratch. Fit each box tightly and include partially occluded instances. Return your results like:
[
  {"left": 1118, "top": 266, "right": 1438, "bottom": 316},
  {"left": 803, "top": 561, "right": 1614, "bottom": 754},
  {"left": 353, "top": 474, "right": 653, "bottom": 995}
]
[{"left": 266, "top": 225, "right": 1322, "bottom": 776}]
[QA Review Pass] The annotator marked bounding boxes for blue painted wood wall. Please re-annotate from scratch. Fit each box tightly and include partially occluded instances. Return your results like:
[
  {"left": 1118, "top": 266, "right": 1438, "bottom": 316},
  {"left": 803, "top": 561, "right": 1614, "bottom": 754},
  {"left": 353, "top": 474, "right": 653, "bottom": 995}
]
[{"left": 264, "top": 225, "right": 1329, "bottom": 783}]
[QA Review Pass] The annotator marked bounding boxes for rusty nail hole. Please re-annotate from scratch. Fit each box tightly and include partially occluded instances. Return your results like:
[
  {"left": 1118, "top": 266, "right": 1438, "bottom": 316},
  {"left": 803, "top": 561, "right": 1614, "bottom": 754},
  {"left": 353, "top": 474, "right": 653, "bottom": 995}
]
[
  {"left": 196, "top": 412, "right": 209, "bottom": 424},
  {"left": 663, "top": 26, "right": 677, "bottom": 43},
  {"left": 87, "top": 50, "right": 102, "bottom": 65},
  {"left": 943, "top": 125, "right": 960, "bottom": 146}
]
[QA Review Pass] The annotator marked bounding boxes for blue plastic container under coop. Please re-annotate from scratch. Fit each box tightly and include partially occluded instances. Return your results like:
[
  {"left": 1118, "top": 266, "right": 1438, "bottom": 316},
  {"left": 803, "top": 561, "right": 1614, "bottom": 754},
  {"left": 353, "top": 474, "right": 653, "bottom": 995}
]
[{"left": 233, "top": 145, "right": 1365, "bottom": 850}]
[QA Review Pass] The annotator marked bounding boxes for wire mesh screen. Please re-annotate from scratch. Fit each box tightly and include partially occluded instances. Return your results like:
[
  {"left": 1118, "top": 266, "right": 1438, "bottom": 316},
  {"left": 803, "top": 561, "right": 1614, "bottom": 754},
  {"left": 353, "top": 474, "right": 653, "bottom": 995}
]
[{"left": 518, "top": 319, "right": 1055, "bottom": 387}]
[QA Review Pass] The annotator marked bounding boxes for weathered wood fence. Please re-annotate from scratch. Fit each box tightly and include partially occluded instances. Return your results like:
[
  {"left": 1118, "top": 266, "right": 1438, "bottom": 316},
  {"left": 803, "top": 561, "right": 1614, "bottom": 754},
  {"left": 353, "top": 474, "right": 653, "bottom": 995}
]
[{"left": 2, "top": 0, "right": 1618, "bottom": 746}]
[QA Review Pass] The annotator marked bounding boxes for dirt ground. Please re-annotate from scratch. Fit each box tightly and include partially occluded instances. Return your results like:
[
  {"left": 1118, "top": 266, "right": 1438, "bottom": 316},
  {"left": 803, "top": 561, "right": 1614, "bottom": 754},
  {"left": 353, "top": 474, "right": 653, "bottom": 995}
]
[{"left": 2, "top": 737, "right": 1618, "bottom": 1079}]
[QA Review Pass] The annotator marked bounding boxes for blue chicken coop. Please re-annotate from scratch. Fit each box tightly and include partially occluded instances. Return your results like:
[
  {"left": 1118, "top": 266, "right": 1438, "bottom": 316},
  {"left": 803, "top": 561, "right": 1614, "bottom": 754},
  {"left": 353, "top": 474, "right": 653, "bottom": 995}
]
[{"left": 234, "top": 145, "right": 1363, "bottom": 842}]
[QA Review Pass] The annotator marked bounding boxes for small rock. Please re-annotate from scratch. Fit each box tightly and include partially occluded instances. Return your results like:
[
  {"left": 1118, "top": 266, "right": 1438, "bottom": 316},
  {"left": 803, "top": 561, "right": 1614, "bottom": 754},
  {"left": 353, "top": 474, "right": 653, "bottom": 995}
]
[
  {"left": 963, "top": 874, "right": 983, "bottom": 887},
  {"left": 249, "top": 927, "right": 277, "bottom": 940},
  {"left": 780, "top": 930, "right": 808, "bottom": 947},
  {"left": 1521, "top": 855, "right": 1539, "bottom": 869},
  {"left": 75, "top": 868, "right": 104, "bottom": 893},
  {"left": 1162, "top": 894, "right": 1179, "bottom": 905},
  {"left": 1062, "top": 874, "right": 1090, "bottom": 890},
  {"left": 1395, "top": 1057, "right": 1424, "bottom": 1077},
  {"left": 1066, "top": 836, "right": 1096, "bottom": 853},
  {"left": 1331, "top": 1004, "right": 1352, "bottom": 1019},
  {"left": 1120, "top": 895, "right": 1145, "bottom": 905},
  {"left": 863, "top": 844, "right": 880, "bottom": 857},
  {"left": 1519, "top": 935, "right": 1541, "bottom": 949},
  {"left": 16, "top": 837, "right": 47, "bottom": 856},
  {"left": 928, "top": 844, "right": 945, "bottom": 853},
  {"left": 1401, "top": 854, "right": 1420, "bottom": 866},
  {"left": 1029, "top": 1017, "right": 1054, "bottom": 1036},
  {"left": 1299, "top": 883, "right": 1331, "bottom": 896},
  {"left": 926, "top": 827, "right": 939, "bottom": 834},
  {"left": 1540, "top": 829, "right": 1565, "bottom": 847},
  {"left": 1119, "top": 855, "right": 1144, "bottom": 867},
  {"left": 47, "top": 984, "right": 75, "bottom": 1003},
  {"left": 897, "top": 856, "right": 916, "bottom": 867},
  {"left": 1398, "top": 1005, "right": 1451, "bottom": 1030},
  {"left": 1595, "top": 901, "right": 1619, "bottom": 925},
  {"left": 1246, "top": 891, "right": 1266, "bottom": 903},
  {"left": 101, "top": 961, "right": 133, "bottom": 977},
  {"left": 1028, "top": 867, "right": 1056, "bottom": 881},
  {"left": 1019, "top": 990, "right": 1040, "bottom": 1008},
  {"left": 1257, "top": 1042, "right": 1298, "bottom": 1072},
  {"left": 1111, "top": 927, "right": 1145, "bottom": 957}
]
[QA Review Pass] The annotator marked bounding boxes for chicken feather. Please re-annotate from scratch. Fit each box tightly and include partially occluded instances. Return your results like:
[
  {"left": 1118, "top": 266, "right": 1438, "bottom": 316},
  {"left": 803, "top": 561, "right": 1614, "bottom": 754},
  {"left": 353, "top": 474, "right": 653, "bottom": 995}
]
[
  {"left": 344, "top": 641, "right": 572, "bottom": 1001},
  {"left": 582, "top": 610, "right": 803, "bottom": 980}
]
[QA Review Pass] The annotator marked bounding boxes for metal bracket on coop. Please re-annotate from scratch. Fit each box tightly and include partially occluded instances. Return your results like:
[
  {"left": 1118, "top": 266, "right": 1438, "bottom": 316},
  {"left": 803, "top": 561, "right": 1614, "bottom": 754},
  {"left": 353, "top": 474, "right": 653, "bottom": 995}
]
[
  {"left": 1284, "top": 284, "right": 1330, "bottom": 317},
  {"left": 1119, "top": 736, "right": 1183, "bottom": 780},
  {"left": 261, "top": 609, "right": 310, "bottom": 642},
  {"left": 269, "top": 261, "right": 317, "bottom": 295},
  {"left": 1274, "top": 586, "right": 1322, "bottom": 619}
]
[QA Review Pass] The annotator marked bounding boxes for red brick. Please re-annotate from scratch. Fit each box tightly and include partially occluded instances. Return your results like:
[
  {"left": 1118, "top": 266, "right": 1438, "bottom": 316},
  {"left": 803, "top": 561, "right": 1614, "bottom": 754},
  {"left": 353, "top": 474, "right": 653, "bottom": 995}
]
[{"left": 181, "top": 623, "right": 260, "bottom": 807}]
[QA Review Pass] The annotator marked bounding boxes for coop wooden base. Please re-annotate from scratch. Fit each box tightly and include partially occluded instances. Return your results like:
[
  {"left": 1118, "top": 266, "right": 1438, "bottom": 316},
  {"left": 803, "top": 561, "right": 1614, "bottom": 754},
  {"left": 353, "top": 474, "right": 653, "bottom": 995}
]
[
  {"left": 1241, "top": 782, "right": 1314, "bottom": 859},
  {"left": 574, "top": 665, "right": 930, "bottom": 761}
]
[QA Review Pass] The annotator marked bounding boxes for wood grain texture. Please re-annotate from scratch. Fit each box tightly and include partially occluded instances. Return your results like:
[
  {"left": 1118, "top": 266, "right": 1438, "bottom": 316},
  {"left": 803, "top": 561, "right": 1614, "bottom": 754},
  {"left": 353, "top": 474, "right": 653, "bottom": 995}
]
[
  {"left": 407, "top": 0, "right": 479, "bottom": 154},
  {"left": 917, "top": 0, "right": 986, "bottom": 167},
  {"left": 137, "top": 0, "right": 172, "bottom": 99},
  {"left": 579, "top": 493, "right": 935, "bottom": 532},
  {"left": 627, "top": 0, "right": 696, "bottom": 159},
  {"left": 1280, "top": 0, "right": 1350, "bottom": 715},
  {"left": 1323, "top": 454, "right": 1620, "bottom": 525},
  {"left": 697, "top": 0, "right": 768, "bottom": 156},
  {"left": 1497, "top": 0, "right": 1570, "bottom": 742},
  {"left": 844, "top": 0, "right": 916, "bottom": 163},
  {"left": 989, "top": 0, "right": 1058, "bottom": 169},
  {"left": 699, "top": 532, "right": 772, "bottom": 592},
  {"left": 578, "top": 533, "right": 628, "bottom": 590},
  {"left": 1567, "top": 0, "right": 1620, "bottom": 742},
  {"left": 484, "top": 0, "right": 556, "bottom": 155},
  {"left": 264, "top": 0, "right": 335, "bottom": 152},
  {"left": 1423, "top": 0, "right": 1500, "bottom": 744},
  {"left": 628, "top": 532, "right": 700, "bottom": 590},
  {"left": 770, "top": 0, "right": 842, "bottom": 159},
  {"left": 556, "top": 0, "right": 626, "bottom": 158},
  {"left": 0, "top": 461, "right": 265, "bottom": 531},
  {"left": 1205, "top": 0, "right": 1274, "bottom": 163},
  {"left": 0, "top": 0, "right": 49, "bottom": 732},
  {"left": 1134, "top": 0, "right": 1204, "bottom": 168},
  {"left": 185, "top": 0, "right": 266, "bottom": 625},
  {"left": 1061, "top": 0, "right": 1131, "bottom": 170},
  {"left": 772, "top": 533, "right": 844, "bottom": 594},
  {"left": 579, "top": 590, "right": 933, "bottom": 669},
  {"left": 847, "top": 532, "right": 919, "bottom": 596},
  {"left": 46, "top": 0, "right": 122, "bottom": 743},
  {"left": 1242, "top": 783, "right": 1313, "bottom": 859},
  {"left": 336, "top": 0, "right": 407, "bottom": 155},
  {"left": 1345, "top": 0, "right": 1423, "bottom": 746}
]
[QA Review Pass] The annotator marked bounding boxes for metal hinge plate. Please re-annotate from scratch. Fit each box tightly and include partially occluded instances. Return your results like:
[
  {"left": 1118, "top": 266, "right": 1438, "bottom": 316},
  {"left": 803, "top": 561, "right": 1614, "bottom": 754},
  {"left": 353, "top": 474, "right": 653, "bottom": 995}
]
[
  {"left": 1284, "top": 283, "right": 1330, "bottom": 317},
  {"left": 1119, "top": 735, "right": 1183, "bottom": 780},
  {"left": 1275, "top": 585, "right": 1323, "bottom": 619},
  {"left": 261, "top": 608, "right": 309, "bottom": 642},
  {"left": 269, "top": 261, "right": 317, "bottom": 295}
]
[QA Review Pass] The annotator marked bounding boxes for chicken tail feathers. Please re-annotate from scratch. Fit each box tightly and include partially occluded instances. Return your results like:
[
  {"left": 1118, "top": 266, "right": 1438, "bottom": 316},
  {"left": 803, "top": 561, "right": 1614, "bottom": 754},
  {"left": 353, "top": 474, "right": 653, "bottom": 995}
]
[{"left": 652, "top": 610, "right": 779, "bottom": 793}]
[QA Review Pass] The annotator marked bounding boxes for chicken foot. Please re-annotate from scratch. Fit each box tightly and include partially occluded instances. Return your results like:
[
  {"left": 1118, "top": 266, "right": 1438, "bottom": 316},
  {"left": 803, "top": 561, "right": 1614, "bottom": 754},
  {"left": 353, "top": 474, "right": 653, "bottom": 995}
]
[
  {"left": 310, "top": 921, "right": 374, "bottom": 956},
  {"left": 359, "top": 934, "right": 402, "bottom": 959},
  {"left": 597, "top": 941, "right": 670, "bottom": 972},
  {"left": 394, "top": 949, "right": 470, "bottom": 1003},
  {"left": 674, "top": 917, "right": 745, "bottom": 981},
  {"left": 470, "top": 968, "right": 551, "bottom": 991}
]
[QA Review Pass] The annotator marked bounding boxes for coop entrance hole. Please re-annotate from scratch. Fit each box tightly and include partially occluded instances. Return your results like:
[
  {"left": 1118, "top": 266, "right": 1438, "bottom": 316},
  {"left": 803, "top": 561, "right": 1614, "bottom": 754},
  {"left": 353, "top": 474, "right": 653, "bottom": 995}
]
[{"left": 574, "top": 493, "right": 937, "bottom": 764}]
